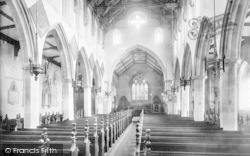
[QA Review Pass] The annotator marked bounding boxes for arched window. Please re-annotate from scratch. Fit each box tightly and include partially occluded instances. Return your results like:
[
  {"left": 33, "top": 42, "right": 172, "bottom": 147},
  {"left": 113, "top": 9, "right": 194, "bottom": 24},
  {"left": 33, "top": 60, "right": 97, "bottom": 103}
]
[
  {"left": 132, "top": 74, "right": 148, "bottom": 100},
  {"left": 128, "top": 11, "right": 148, "bottom": 29}
]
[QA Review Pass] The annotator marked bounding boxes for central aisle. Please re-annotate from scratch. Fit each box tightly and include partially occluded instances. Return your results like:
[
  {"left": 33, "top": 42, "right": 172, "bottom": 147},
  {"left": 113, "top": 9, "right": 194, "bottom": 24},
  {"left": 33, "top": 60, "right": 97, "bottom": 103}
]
[{"left": 107, "top": 123, "right": 136, "bottom": 156}]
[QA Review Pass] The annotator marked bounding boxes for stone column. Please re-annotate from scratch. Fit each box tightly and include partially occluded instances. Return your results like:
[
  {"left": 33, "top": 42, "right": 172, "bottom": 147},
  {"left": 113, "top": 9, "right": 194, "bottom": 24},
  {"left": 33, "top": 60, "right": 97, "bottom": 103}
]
[
  {"left": 107, "top": 95, "right": 112, "bottom": 113},
  {"left": 62, "top": 79, "right": 74, "bottom": 120},
  {"left": 193, "top": 76, "right": 206, "bottom": 121},
  {"left": 102, "top": 95, "right": 112, "bottom": 114},
  {"left": 175, "top": 90, "right": 181, "bottom": 114},
  {"left": 220, "top": 59, "right": 238, "bottom": 131},
  {"left": 96, "top": 92, "right": 104, "bottom": 114},
  {"left": 180, "top": 86, "right": 190, "bottom": 117},
  {"left": 209, "top": 72, "right": 215, "bottom": 109},
  {"left": 84, "top": 85, "right": 92, "bottom": 116},
  {"left": 24, "top": 74, "right": 40, "bottom": 128}
]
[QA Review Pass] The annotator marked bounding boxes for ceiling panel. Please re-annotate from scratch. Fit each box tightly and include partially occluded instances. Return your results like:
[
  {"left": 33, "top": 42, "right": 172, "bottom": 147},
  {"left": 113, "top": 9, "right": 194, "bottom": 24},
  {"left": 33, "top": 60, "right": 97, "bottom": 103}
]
[
  {"left": 147, "top": 61, "right": 155, "bottom": 68},
  {"left": 124, "top": 59, "right": 133, "bottom": 66},
  {"left": 123, "top": 54, "right": 133, "bottom": 62}
]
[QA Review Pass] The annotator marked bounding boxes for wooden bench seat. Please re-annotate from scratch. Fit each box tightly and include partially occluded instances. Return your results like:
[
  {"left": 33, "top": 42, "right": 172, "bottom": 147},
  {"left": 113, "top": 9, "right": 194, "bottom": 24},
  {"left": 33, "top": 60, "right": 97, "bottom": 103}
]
[
  {"left": 0, "top": 110, "right": 133, "bottom": 156},
  {"left": 139, "top": 114, "right": 250, "bottom": 156}
]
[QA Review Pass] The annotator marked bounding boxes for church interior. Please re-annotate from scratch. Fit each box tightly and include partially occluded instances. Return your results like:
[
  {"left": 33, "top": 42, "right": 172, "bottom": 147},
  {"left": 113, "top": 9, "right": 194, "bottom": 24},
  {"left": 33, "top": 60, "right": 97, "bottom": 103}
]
[{"left": 0, "top": 0, "right": 250, "bottom": 155}]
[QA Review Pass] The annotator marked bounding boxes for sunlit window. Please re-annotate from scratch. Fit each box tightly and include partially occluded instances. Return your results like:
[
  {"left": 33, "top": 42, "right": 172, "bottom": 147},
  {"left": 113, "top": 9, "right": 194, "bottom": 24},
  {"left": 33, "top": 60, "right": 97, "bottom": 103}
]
[
  {"left": 155, "top": 27, "right": 163, "bottom": 43},
  {"left": 113, "top": 29, "right": 121, "bottom": 45},
  {"left": 132, "top": 74, "right": 148, "bottom": 100},
  {"left": 128, "top": 11, "right": 147, "bottom": 29}
]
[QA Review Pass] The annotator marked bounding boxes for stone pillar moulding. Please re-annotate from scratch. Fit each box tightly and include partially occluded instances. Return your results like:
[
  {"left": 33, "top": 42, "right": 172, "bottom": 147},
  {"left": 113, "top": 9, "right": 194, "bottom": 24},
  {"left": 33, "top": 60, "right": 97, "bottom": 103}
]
[
  {"left": 220, "top": 59, "right": 239, "bottom": 131},
  {"left": 193, "top": 75, "right": 207, "bottom": 121},
  {"left": 62, "top": 79, "right": 74, "bottom": 120},
  {"left": 84, "top": 84, "right": 92, "bottom": 116}
]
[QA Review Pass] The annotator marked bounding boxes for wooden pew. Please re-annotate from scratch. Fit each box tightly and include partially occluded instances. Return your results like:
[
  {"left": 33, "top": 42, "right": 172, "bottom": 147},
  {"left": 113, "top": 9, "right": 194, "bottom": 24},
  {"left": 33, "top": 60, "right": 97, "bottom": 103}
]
[
  {"left": 0, "top": 109, "right": 133, "bottom": 156},
  {"left": 1, "top": 114, "right": 23, "bottom": 131}
]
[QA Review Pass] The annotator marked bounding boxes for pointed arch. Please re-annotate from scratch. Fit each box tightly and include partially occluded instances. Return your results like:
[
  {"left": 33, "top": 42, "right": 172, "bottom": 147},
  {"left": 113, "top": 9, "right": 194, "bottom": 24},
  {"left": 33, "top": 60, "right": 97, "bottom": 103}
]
[
  {"left": 42, "top": 24, "right": 74, "bottom": 80},
  {"left": 220, "top": 0, "right": 250, "bottom": 59},
  {"left": 194, "top": 17, "right": 211, "bottom": 76},
  {"left": 111, "top": 44, "right": 167, "bottom": 81},
  {"left": 6, "top": 0, "right": 36, "bottom": 62},
  {"left": 77, "top": 48, "right": 91, "bottom": 86}
]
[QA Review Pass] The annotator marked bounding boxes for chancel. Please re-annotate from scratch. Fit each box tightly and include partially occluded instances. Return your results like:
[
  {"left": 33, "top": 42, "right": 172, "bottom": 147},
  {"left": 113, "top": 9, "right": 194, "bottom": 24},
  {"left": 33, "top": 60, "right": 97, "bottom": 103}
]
[{"left": 1, "top": 0, "right": 250, "bottom": 155}]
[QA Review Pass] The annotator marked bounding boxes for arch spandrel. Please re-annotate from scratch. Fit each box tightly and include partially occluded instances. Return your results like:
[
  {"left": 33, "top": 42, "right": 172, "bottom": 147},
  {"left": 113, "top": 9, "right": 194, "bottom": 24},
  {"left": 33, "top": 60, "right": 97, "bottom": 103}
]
[{"left": 39, "top": 24, "right": 74, "bottom": 80}]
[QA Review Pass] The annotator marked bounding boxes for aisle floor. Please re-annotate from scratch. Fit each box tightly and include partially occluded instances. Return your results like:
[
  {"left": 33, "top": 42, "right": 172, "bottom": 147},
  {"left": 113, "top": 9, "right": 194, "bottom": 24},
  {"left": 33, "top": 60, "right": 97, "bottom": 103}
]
[{"left": 107, "top": 123, "right": 137, "bottom": 156}]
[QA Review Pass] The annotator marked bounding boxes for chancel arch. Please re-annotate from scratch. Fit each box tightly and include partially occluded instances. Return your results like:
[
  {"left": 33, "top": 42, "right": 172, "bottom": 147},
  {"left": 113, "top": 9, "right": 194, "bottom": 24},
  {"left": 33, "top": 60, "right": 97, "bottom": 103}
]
[
  {"left": 2, "top": 0, "right": 250, "bottom": 155},
  {"left": 113, "top": 45, "right": 164, "bottom": 112},
  {"left": 110, "top": 44, "right": 167, "bottom": 82}
]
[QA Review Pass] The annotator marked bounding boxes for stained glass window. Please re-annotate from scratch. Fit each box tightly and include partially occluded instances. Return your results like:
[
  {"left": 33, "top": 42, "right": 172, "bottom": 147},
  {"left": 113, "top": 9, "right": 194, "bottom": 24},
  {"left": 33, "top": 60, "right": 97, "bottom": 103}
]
[{"left": 132, "top": 74, "right": 148, "bottom": 100}]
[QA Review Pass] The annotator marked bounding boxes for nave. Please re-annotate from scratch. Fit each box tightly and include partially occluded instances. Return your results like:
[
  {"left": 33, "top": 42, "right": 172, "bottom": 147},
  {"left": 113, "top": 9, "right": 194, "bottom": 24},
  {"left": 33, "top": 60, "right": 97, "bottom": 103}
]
[
  {"left": 1, "top": 0, "right": 250, "bottom": 155},
  {"left": 2, "top": 110, "right": 250, "bottom": 156}
]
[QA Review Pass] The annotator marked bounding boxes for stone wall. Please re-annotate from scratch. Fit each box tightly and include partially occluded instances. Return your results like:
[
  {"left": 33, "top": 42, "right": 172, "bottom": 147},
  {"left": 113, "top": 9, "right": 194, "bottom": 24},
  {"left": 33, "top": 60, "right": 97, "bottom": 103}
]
[
  {"left": 116, "top": 64, "right": 164, "bottom": 109},
  {"left": 0, "top": 41, "right": 24, "bottom": 119}
]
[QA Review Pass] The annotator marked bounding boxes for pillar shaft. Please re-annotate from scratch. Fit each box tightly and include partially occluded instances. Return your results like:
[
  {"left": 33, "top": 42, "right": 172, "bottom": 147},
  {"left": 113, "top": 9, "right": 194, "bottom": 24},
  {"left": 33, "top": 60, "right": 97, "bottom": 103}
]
[
  {"left": 24, "top": 75, "right": 40, "bottom": 128},
  {"left": 193, "top": 76, "right": 206, "bottom": 121},
  {"left": 96, "top": 92, "right": 103, "bottom": 114},
  {"left": 220, "top": 60, "right": 238, "bottom": 131},
  {"left": 181, "top": 86, "right": 190, "bottom": 117},
  {"left": 84, "top": 86, "right": 92, "bottom": 116},
  {"left": 62, "top": 79, "right": 74, "bottom": 120},
  {"left": 175, "top": 90, "right": 181, "bottom": 114}
]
